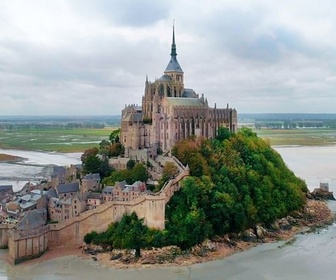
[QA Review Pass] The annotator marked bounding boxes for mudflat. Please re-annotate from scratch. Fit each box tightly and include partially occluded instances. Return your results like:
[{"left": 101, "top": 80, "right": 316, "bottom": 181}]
[{"left": 0, "top": 153, "right": 23, "bottom": 162}]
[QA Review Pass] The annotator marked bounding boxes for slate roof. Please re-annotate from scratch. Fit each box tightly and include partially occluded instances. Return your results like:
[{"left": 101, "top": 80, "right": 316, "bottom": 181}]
[
  {"left": 47, "top": 188, "right": 57, "bottom": 198},
  {"left": 53, "top": 165, "right": 66, "bottom": 175},
  {"left": 182, "top": 88, "right": 197, "bottom": 98},
  {"left": 165, "top": 57, "right": 183, "bottom": 73},
  {"left": 102, "top": 186, "right": 113, "bottom": 195},
  {"left": 83, "top": 173, "right": 100, "bottom": 181},
  {"left": 17, "top": 210, "right": 45, "bottom": 230},
  {"left": 0, "top": 185, "right": 13, "bottom": 194},
  {"left": 87, "top": 192, "right": 102, "bottom": 200},
  {"left": 158, "top": 74, "right": 172, "bottom": 82},
  {"left": 123, "top": 112, "right": 144, "bottom": 122},
  {"left": 56, "top": 182, "right": 79, "bottom": 195}
]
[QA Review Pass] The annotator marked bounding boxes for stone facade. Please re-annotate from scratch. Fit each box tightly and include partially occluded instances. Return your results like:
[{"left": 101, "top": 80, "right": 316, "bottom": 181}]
[
  {"left": 102, "top": 181, "right": 147, "bottom": 202},
  {"left": 121, "top": 26, "right": 237, "bottom": 155}
]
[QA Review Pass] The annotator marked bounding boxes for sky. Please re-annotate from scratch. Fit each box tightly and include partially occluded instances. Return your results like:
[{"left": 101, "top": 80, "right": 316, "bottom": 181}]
[{"left": 0, "top": 0, "right": 335, "bottom": 115}]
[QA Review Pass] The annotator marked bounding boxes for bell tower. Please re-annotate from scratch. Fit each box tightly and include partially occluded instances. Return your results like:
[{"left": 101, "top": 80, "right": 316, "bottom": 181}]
[{"left": 164, "top": 23, "right": 184, "bottom": 96}]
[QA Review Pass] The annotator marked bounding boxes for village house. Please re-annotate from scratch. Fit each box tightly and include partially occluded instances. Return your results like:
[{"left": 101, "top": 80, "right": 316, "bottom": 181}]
[
  {"left": 55, "top": 182, "right": 80, "bottom": 199},
  {"left": 48, "top": 192, "right": 86, "bottom": 221},
  {"left": 86, "top": 192, "right": 102, "bottom": 210},
  {"left": 81, "top": 173, "right": 101, "bottom": 192},
  {"left": 0, "top": 185, "right": 14, "bottom": 201},
  {"left": 3, "top": 190, "right": 47, "bottom": 221},
  {"left": 46, "top": 173, "right": 101, "bottom": 222},
  {"left": 102, "top": 181, "right": 147, "bottom": 202},
  {"left": 50, "top": 166, "right": 67, "bottom": 188}
]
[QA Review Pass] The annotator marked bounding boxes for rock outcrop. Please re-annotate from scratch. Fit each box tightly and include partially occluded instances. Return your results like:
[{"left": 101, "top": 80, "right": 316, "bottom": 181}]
[{"left": 310, "top": 188, "right": 335, "bottom": 200}]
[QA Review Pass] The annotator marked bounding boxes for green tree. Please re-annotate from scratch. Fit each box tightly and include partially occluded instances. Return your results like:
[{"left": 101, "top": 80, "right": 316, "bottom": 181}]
[
  {"left": 160, "top": 162, "right": 179, "bottom": 186},
  {"left": 216, "top": 127, "right": 232, "bottom": 142},
  {"left": 110, "top": 212, "right": 148, "bottom": 258},
  {"left": 126, "top": 159, "right": 136, "bottom": 170},
  {"left": 109, "top": 128, "right": 121, "bottom": 144}
]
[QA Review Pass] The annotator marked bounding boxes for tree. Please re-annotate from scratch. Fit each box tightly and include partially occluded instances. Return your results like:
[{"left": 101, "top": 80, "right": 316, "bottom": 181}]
[
  {"left": 126, "top": 159, "right": 136, "bottom": 170},
  {"left": 81, "top": 147, "right": 113, "bottom": 178},
  {"left": 81, "top": 147, "right": 99, "bottom": 163},
  {"left": 111, "top": 212, "right": 148, "bottom": 258},
  {"left": 109, "top": 128, "right": 121, "bottom": 144},
  {"left": 131, "top": 163, "right": 148, "bottom": 183},
  {"left": 160, "top": 162, "right": 179, "bottom": 185},
  {"left": 216, "top": 127, "right": 232, "bottom": 142},
  {"left": 109, "top": 143, "right": 124, "bottom": 157},
  {"left": 83, "top": 154, "right": 101, "bottom": 175}
]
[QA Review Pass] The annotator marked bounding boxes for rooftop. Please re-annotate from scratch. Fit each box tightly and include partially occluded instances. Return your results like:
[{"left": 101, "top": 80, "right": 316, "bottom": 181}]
[
  {"left": 165, "top": 97, "right": 204, "bottom": 107},
  {"left": 56, "top": 182, "right": 79, "bottom": 195}
]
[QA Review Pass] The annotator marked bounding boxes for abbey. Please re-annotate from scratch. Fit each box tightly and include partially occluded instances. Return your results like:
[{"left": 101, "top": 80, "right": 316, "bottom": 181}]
[{"left": 121, "top": 27, "right": 237, "bottom": 156}]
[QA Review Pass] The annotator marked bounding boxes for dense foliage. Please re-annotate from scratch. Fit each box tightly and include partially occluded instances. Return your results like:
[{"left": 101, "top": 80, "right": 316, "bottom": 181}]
[
  {"left": 99, "top": 128, "right": 124, "bottom": 157},
  {"left": 81, "top": 129, "right": 125, "bottom": 179},
  {"left": 84, "top": 127, "right": 308, "bottom": 252},
  {"left": 84, "top": 212, "right": 166, "bottom": 257},
  {"left": 102, "top": 162, "right": 148, "bottom": 185},
  {"left": 81, "top": 147, "right": 112, "bottom": 178},
  {"left": 166, "top": 127, "right": 307, "bottom": 249}
]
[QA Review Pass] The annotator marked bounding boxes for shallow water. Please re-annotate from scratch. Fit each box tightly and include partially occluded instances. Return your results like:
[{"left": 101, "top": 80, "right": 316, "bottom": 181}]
[
  {"left": 0, "top": 146, "right": 335, "bottom": 279},
  {"left": 274, "top": 145, "right": 336, "bottom": 192},
  {"left": 0, "top": 148, "right": 81, "bottom": 192}
]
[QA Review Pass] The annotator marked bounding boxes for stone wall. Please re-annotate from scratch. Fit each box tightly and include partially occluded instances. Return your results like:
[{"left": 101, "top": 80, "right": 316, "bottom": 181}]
[
  {"left": 8, "top": 225, "right": 49, "bottom": 264},
  {"left": 7, "top": 159, "right": 190, "bottom": 263},
  {"left": 47, "top": 193, "right": 166, "bottom": 248},
  {"left": 0, "top": 224, "right": 14, "bottom": 248},
  {"left": 47, "top": 166, "right": 189, "bottom": 249}
]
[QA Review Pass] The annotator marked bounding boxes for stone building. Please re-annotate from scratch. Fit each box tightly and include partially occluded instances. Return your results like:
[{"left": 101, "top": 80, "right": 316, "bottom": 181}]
[
  {"left": 121, "top": 26, "right": 237, "bottom": 156},
  {"left": 81, "top": 173, "right": 100, "bottom": 192},
  {"left": 8, "top": 210, "right": 49, "bottom": 264},
  {"left": 102, "top": 181, "right": 147, "bottom": 202}
]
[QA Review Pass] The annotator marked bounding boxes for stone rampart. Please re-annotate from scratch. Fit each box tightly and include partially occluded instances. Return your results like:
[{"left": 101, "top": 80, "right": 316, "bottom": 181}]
[
  {"left": 48, "top": 193, "right": 166, "bottom": 248},
  {"left": 7, "top": 157, "right": 190, "bottom": 262},
  {"left": 0, "top": 224, "right": 14, "bottom": 248},
  {"left": 8, "top": 225, "right": 49, "bottom": 264}
]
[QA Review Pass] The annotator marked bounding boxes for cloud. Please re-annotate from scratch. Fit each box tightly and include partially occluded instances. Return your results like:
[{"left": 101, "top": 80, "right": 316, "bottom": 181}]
[{"left": 0, "top": 0, "right": 336, "bottom": 115}]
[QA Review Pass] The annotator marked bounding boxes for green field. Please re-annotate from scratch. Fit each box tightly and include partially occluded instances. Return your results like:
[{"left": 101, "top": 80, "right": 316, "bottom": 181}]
[
  {"left": 1, "top": 126, "right": 335, "bottom": 153},
  {"left": 0, "top": 127, "right": 115, "bottom": 152},
  {"left": 255, "top": 128, "right": 336, "bottom": 146}
]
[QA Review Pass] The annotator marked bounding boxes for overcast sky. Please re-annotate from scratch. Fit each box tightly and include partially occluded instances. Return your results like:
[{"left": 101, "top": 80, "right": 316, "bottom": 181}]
[{"left": 0, "top": 0, "right": 335, "bottom": 115}]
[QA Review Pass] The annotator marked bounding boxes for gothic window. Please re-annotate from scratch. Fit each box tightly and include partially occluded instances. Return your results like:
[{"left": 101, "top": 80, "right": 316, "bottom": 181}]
[{"left": 159, "top": 84, "right": 164, "bottom": 96}]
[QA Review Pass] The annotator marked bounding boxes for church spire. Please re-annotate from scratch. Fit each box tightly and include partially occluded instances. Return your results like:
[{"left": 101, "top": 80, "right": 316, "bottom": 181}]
[
  {"left": 164, "top": 21, "right": 183, "bottom": 74},
  {"left": 171, "top": 21, "right": 177, "bottom": 57}
]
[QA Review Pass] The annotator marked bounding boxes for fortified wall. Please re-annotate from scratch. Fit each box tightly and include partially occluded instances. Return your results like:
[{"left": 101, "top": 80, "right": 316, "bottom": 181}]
[
  {"left": 5, "top": 165, "right": 189, "bottom": 264},
  {"left": 0, "top": 224, "right": 14, "bottom": 248},
  {"left": 48, "top": 168, "right": 188, "bottom": 248}
]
